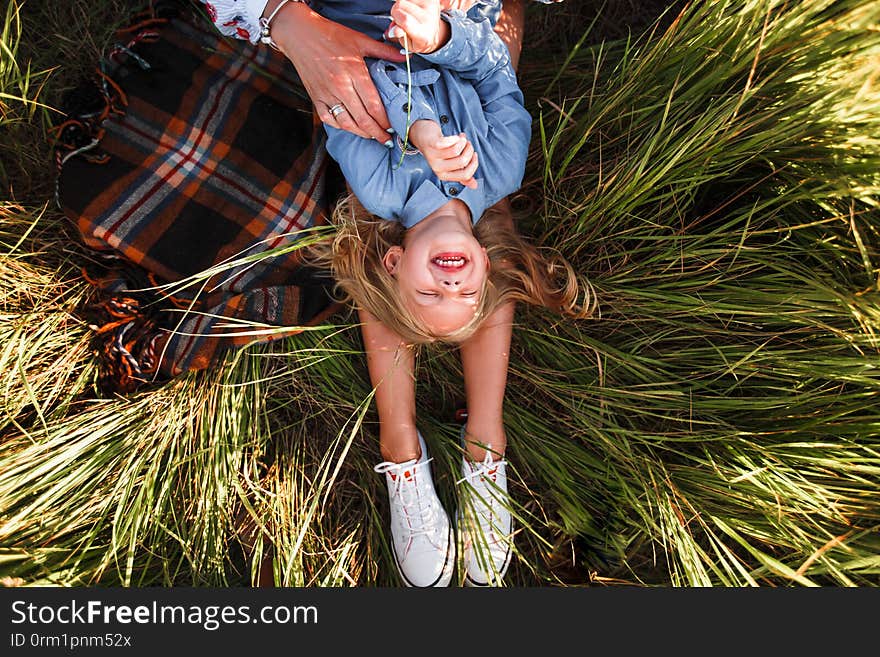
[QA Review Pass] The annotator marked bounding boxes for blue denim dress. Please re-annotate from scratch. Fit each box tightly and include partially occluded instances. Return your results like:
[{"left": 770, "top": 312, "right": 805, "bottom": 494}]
[{"left": 321, "top": 5, "right": 532, "bottom": 227}]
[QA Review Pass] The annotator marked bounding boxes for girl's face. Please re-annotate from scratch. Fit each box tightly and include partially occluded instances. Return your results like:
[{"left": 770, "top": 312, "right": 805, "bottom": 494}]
[{"left": 383, "top": 200, "right": 489, "bottom": 336}]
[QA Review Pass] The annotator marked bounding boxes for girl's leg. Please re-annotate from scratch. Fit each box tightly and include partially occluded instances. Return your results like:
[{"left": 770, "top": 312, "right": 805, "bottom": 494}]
[
  {"left": 360, "top": 308, "right": 455, "bottom": 587},
  {"left": 457, "top": 198, "right": 517, "bottom": 587},
  {"left": 458, "top": 0, "right": 525, "bottom": 460},
  {"left": 459, "top": 293, "right": 515, "bottom": 461},
  {"left": 455, "top": 0, "right": 525, "bottom": 584},
  {"left": 359, "top": 307, "right": 419, "bottom": 463}
]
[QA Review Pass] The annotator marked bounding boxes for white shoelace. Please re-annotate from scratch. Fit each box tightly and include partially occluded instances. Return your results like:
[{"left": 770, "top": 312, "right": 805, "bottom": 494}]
[
  {"left": 457, "top": 449, "right": 508, "bottom": 541},
  {"left": 374, "top": 458, "right": 439, "bottom": 539}
]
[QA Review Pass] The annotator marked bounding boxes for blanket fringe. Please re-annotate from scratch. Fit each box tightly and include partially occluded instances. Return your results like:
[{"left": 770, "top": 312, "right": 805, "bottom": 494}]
[{"left": 81, "top": 266, "right": 169, "bottom": 393}]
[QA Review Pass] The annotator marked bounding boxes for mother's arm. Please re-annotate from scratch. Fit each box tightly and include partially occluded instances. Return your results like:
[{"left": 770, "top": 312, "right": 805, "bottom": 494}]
[
  {"left": 202, "top": 0, "right": 407, "bottom": 143},
  {"left": 265, "top": 1, "right": 407, "bottom": 142}
]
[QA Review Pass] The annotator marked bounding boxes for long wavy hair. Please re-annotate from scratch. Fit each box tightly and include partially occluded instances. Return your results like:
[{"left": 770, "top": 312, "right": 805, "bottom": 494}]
[{"left": 306, "top": 193, "right": 595, "bottom": 345}]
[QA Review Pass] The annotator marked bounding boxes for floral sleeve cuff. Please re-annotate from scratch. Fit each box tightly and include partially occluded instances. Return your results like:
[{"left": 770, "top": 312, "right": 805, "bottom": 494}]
[{"left": 199, "top": 0, "right": 269, "bottom": 43}]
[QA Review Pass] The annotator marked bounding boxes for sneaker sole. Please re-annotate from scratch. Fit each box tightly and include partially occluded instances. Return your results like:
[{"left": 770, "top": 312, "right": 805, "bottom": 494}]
[
  {"left": 392, "top": 524, "right": 456, "bottom": 588},
  {"left": 457, "top": 516, "right": 514, "bottom": 587}
]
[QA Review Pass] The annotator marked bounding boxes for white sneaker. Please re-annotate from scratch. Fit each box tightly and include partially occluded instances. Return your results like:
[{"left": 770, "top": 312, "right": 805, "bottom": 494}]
[
  {"left": 457, "top": 445, "right": 513, "bottom": 587},
  {"left": 373, "top": 432, "right": 454, "bottom": 587}
]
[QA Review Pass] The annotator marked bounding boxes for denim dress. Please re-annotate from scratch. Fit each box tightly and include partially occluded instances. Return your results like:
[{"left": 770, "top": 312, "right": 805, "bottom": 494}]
[{"left": 323, "top": 7, "right": 531, "bottom": 227}]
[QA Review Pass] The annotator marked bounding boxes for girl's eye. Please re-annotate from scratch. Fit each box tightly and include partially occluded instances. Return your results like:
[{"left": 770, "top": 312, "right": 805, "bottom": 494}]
[
  {"left": 461, "top": 291, "right": 477, "bottom": 298},
  {"left": 418, "top": 290, "right": 439, "bottom": 297}
]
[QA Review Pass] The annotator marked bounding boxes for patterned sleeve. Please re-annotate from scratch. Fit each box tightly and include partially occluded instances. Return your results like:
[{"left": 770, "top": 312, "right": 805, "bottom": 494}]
[{"left": 197, "top": 0, "right": 269, "bottom": 44}]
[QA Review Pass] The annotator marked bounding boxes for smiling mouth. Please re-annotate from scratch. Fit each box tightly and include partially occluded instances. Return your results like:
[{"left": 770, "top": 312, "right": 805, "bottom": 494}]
[{"left": 432, "top": 252, "right": 467, "bottom": 271}]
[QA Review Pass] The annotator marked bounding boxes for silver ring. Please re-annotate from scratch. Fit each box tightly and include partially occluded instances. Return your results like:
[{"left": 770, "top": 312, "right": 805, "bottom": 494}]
[{"left": 329, "top": 103, "right": 347, "bottom": 118}]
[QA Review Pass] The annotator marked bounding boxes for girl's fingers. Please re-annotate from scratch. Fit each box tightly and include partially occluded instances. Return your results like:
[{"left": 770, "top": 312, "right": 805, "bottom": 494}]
[
  {"left": 439, "top": 0, "right": 477, "bottom": 10},
  {"left": 447, "top": 139, "right": 474, "bottom": 170},
  {"left": 430, "top": 138, "right": 473, "bottom": 172},
  {"left": 397, "top": 0, "right": 438, "bottom": 10},
  {"left": 423, "top": 132, "right": 477, "bottom": 182},
  {"left": 438, "top": 151, "right": 478, "bottom": 184},
  {"left": 433, "top": 134, "right": 462, "bottom": 150},
  {"left": 459, "top": 151, "right": 479, "bottom": 182},
  {"left": 429, "top": 134, "right": 469, "bottom": 161},
  {"left": 391, "top": 1, "right": 432, "bottom": 24},
  {"left": 390, "top": 7, "right": 431, "bottom": 38}
]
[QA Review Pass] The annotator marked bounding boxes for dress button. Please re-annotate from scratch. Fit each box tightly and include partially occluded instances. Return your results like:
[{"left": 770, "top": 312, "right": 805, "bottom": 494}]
[
  {"left": 402, "top": 103, "right": 410, "bottom": 112},
  {"left": 439, "top": 115, "right": 449, "bottom": 124},
  {"left": 449, "top": 186, "right": 459, "bottom": 196}
]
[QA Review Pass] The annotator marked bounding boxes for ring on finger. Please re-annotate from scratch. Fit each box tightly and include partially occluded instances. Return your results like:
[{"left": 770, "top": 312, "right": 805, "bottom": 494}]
[{"left": 328, "top": 103, "right": 347, "bottom": 118}]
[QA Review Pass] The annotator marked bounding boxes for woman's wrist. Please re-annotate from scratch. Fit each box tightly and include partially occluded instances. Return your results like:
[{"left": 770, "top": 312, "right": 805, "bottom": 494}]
[
  {"left": 264, "top": 0, "right": 320, "bottom": 56},
  {"left": 260, "top": 0, "right": 295, "bottom": 19},
  {"left": 260, "top": 0, "right": 312, "bottom": 49}
]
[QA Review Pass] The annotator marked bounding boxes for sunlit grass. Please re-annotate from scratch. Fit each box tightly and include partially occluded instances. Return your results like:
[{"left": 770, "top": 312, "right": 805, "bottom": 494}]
[{"left": 512, "top": 0, "right": 880, "bottom": 585}]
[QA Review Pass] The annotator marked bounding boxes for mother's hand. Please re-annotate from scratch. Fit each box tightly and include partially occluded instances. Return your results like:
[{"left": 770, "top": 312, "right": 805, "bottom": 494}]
[{"left": 270, "top": 3, "right": 407, "bottom": 142}]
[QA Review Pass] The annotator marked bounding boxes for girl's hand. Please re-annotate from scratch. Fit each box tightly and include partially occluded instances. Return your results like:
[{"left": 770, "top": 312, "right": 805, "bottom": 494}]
[
  {"left": 409, "top": 120, "right": 479, "bottom": 189},
  {"left": 387, "top": 0, "right": 450, "bottom": 54},
  {"left": 270, "top": 3, "right": 407, "bottom": 142}
]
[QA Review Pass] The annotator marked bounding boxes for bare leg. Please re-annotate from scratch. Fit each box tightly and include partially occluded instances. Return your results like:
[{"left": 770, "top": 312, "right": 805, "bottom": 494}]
[
  {"left": 459, "top": 293, "right": 515, "bottom": 461},
  {"left": 459, "top": 196, "right": 516, "bottom": 461},
  {"left": 361, "top": 315, "right": 454, "bottom": 588},
  {"left": 458, "top": 0, "right": 525, "bottom": 461},
  {"left": 359, "top": 308, "right": 420, "bottom": 463}
]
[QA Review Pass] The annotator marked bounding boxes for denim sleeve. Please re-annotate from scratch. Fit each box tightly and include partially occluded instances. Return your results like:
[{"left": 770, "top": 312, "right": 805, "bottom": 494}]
[
  {"left": 418, "top": 10, "right": 512, "bottom": 85},
  {"left": 419, "top": 10, "right": 532, "bottom": 216},
  {"left": 418, "top": 10, "right": 527, "bottom": 116}
]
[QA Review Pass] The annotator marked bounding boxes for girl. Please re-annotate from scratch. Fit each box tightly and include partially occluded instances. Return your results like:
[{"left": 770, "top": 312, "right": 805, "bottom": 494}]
[
  {"left": 293, "top": 0, "right": 593, "bottom": 585},
  {"left": 323, "top": 193, "right": 590, "bottom": 587},
  {"left": 206, "top": 0, "right": 589, "bottom": 586}
]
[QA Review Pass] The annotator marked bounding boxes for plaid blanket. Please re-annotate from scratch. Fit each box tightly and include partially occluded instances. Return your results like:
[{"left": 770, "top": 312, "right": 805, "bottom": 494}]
[{"left": 54, "top": 1, "right": 344, "bottom": 393}]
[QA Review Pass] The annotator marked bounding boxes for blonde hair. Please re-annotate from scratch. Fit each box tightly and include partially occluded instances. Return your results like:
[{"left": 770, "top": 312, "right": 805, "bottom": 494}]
[{"left": 306, "top": 194, "right": 595, "bottom": 345}]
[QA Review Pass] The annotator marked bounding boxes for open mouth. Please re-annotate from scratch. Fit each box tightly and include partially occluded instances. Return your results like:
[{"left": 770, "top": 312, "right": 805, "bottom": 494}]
[{"left": 431, "top": 252, "right": 467, "bottom": 271}]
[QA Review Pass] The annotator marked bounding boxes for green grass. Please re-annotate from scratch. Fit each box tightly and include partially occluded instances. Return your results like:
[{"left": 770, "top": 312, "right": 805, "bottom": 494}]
[{"left": 1, "top": 0, "right": 879, "bottom": 587}]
